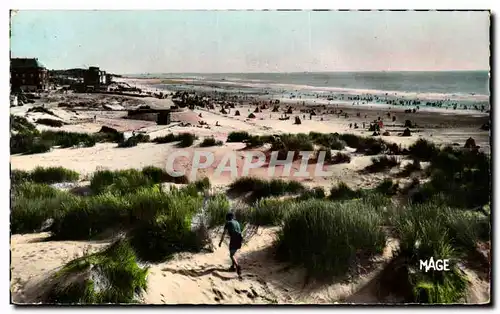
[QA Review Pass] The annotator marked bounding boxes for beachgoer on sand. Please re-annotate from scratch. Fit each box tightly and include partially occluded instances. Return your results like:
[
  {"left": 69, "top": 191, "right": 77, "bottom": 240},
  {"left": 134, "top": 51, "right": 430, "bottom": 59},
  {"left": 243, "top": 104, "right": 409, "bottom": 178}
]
[{"left": 219, "top": 212, "right": 243, "bottom": 277}]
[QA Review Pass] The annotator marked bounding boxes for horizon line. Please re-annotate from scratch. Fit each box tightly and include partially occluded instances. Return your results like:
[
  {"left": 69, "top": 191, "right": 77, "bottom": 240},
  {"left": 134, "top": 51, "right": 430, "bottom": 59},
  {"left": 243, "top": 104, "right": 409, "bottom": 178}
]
[{"left": 120, "top": 69, "right": 490, "bottom": 76}]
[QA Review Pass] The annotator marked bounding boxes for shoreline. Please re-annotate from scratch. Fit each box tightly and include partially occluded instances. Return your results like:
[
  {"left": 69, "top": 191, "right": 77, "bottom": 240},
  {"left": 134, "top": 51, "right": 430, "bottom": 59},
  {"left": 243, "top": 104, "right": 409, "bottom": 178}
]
[{"left": 118, "top": 77, "right": 490, "bottom": 116}]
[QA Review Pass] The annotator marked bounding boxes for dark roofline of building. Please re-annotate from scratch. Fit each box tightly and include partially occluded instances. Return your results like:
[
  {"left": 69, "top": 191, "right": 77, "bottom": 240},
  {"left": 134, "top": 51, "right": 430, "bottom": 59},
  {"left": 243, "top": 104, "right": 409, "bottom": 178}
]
[{"left": 11, "top": 58, "right": 47, "bottom": 69}]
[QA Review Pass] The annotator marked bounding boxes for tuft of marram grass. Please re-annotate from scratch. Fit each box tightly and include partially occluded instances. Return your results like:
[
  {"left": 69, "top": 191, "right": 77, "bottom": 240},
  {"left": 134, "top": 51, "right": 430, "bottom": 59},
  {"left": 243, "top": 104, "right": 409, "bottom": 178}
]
[
  {"left": 90, "top": 169, "right": 154, "bottom": 195},
  {"left": 252, "top": 198, "right": 296, "bottom": 226},
  {"left": 392, "top": 203, "right": 480, "bottom": 303},
  {"left": 229, "top": 177, "right": 306, "bottom": 200},
  {"left": 11, "top": 183, "right": 79, "bottom": 234},
  {"left": 408, "top": 138, "right": 439, "bottom": 161},
  {"left": 199, "top": 137, "right": 223, "bottom": 147},
  {"left": 329, "top": 182, "right": 363, "bottom": 201},
  {"left": 205, "top": 193, "right": 230, "bottom": 228},
  {"left": 45, "top": 238, "right": 148, "bottom": 304},
  {"left": 176, "top": 133, "right": 197, "bottom": 148},
  {"left": 226, "top": 131, "right": 250, "bottom": 142},
  {"left": 365, "top": 155, "right": 400, "bottom": 173},
  {"left": 29, "top": 166, "right": 80, "bottom": 184},
  {"left": 276, "top": 199, "right": 386, "bottom": 278}
]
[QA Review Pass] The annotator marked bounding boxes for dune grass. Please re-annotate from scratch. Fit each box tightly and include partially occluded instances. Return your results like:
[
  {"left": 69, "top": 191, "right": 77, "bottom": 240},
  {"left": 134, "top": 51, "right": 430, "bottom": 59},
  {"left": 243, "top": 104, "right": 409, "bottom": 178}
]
[
  {"left": 392, "top": 203, "right": 488, "bottom": 303},
  {"left": 365, "top": 155, "right": 400, "bottom": 173},
  {"left": 11, "top": 115, "right": 37, "bottom": 133},
  {"left": 141, "top": 166, "right": 189, "bottom": 184},
  {"left": 309, "top": 132, "right": 346, "bottom": 150},
  {"left": 128, "top": 186, "right": 205, "bottom": 261},
  {"left": 409, "top": 138, "right": 439, "bottom": 161},
  {"left": 10, "top": 169, "right": 32, "bottom": 186},
  {"left": 118, "top": 133, "right": 150, "bottom": 147},
  {"left": 375, "top": 179, "right": 399, "bottom": 196},
  {"left": 11, "top": 166, "right": 80, "bottom": 185},
  {"left": 205, "top": 193, "right": 231, "bottom": 228},
  {"left": 40, "top": 130, "right": 97, "bottom": 148},
  {"left": 10, "top": 115, "right": 122, "bottom": 154},
  {"left": 90, "top": 169, "right": 154, "bottom": 195},
  {"left": 251, "top": 198, "right": 297, "bottom": 226},
  {"left": 270, "top": 133, "right": 314, "bottom": 158},
  {"left": 329, "top": 182, "right": 363, "bottom": 201},
  {"left": 152, "top": 133, "right": 177, "bottom": 144},
  {"left": 297, "top": 186, "right": 326, "bottom": 201},
  {"left": 413, "top": 147, "right": 490, "bottom": 208},
  {"left": 276, "top": 199, "right": 386, "bottom": 278},
  {"left": 152, "top": 132, "right": 198, "bottom": 147},
  {"left": 30, "top": 166, "right": 80, "bottom": 184},
  {"left": 199, "top": 137, "right": 223, "bottom": 147},
  {"left": 226, "top": 131, "right": 251, "bottom": 142},
  {"left": 228, "top": 177, "right": 306, "bottom": 200},
  {"left": 338, "top": 134, "right": 390, "bottom": 155},
  {"left": 331, "top": 152, "right": 351, "bottom": 164},
  {"left": 11, "top": 132, "right": 53, "bottom": 155},
  {"left": 11, "top": 182, "right": 79, "bottom": 234},
  {"left": 36, "top": 118, "right": 64, "bottom": 127},
  {"left": 45, "top": 238, "right": 148, "bottom": 304},
  {"left": 176, "top": 133, "right": 197, "bottom": 148}
]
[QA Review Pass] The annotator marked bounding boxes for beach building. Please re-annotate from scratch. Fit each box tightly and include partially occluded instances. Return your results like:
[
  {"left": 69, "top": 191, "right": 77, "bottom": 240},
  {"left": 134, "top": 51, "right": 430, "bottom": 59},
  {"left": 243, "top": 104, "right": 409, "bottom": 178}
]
[
  {"left": 10, "top": 58, "right": 49, "bottom": 92},
  {"left": 84, "top": 66, "right": 107, "bottom": 88}
]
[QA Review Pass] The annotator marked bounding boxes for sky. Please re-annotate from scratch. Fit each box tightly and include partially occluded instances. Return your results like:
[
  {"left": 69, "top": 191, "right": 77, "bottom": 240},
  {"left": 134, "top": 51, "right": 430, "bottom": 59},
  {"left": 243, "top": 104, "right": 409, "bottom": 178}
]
[{"left": 10, "top": 10, "right": 490, "bottom": 74}]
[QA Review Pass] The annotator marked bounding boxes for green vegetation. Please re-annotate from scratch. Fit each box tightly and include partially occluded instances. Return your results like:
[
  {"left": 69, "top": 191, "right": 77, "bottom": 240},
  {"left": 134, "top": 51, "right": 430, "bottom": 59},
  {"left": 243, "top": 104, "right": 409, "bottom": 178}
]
[
  {"left": 36, "top": 118, "right": 64, "bottom": 127},
  {"left": 270, "top": 133, "right": 314, "bottom": 159},
  {"left": 228, "top": 177, "right": 306, "bottom": 200},
  {"left": 331, "top": 152, "right": 351, "bottom": 164},
  {"left": 10, "top": 167, "right": 79, "bottom": 185},
  {"left": 9, "top": 130, "right": 492, "bottom": 304},
  {"left": 412, "top": 147, "right": 490, "bottom": 209},
  {"left": 297, "top": 186, "right": 326, "bottom": 200},
  {"left": 152, "top": 133, "right": 178, "bottom": 143},
  {"left": 10, "top": 115, "right": 124, "bottom": 155},
  {"left": 205, "top": 193, "right": 231, "bottom": 228},
  {"left": 199, "top": 137, "right": 223, "bottom": 147},
  {"left": 375, "top": 179, "right": 399, "bottom": 196},
  {"left": 40, "top": 130, "right": 97, "bottom": 148},
  {"left": 309, "top": 132, "right": 346, "bottom": 150},
  {"left": 365, "top": 155, "right": 400, "bottom": 173},
  {"left": 392, "top": 203, "right": 489, "bottom": 303},
  {"left": 45, "top": 239, "right": 148, "bottom": 304},
  {"left": 251, "top": 198, "right": 296, "bottom": 226},
  {"left": 176, "top": 133, "right": 197, "bottom": 148},
  {"left": 117, "top": 134, "right": 150, "bottom": 148},
  {"left": 276, "top": 199, "right": 386, "bottom": 278},
  {"left": 11, "top": 182, "right": 79, "bottom": 234},
  {"left": 329, "top": 182, "right": 363, "bottom": 201},
  {"left": 338, "top": 134, "right": 390, "bottom": 155},
  {"left": 409, "top": 138, "right": 439, "bottom": 161},
  {"left": 153, "top": 133, "right": 197, "bottom": 147},
  {"left": 226, "top": 131, "right": 251, "bottom": 142}
]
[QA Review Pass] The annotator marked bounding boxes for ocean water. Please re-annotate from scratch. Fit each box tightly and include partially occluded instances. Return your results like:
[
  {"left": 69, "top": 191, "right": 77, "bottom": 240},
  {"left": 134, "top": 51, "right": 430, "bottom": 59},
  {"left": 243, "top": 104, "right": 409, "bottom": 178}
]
[{"left": 140, "top": 71, "right": 490, "bottom": 96}]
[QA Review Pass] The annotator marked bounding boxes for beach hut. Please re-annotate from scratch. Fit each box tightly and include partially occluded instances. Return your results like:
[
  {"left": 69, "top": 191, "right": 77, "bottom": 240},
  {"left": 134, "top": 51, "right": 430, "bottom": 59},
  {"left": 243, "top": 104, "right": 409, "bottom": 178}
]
[{"left": 248, "top": 113, "right": 256, "bottom": 119}]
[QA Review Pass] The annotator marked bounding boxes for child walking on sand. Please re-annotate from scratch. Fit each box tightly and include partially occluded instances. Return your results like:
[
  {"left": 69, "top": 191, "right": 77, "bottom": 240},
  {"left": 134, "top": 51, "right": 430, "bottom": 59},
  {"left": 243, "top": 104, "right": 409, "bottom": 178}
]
[{"left": 219, "top": 212, "right": 243, "bottom": 277}]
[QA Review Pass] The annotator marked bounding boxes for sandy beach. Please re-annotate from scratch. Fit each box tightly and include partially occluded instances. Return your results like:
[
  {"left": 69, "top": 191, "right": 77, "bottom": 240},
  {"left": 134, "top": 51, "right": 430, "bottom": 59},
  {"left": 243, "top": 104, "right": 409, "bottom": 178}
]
[{"left": 10, "top": 77, "right": 491, "bottom": 305}]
